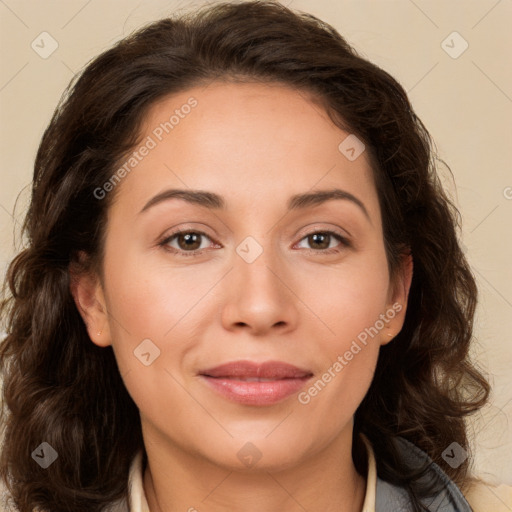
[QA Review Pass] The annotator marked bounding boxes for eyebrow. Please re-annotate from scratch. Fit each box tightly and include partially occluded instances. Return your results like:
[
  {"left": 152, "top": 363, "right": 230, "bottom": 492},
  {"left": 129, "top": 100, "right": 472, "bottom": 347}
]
[{"left": 139, "top": 188, "right": 370, "bottom": 220}]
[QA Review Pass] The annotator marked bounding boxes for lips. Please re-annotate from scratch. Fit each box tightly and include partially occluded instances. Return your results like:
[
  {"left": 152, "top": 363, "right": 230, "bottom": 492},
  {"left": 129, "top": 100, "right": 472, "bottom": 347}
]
[
  {"left": 199, "top": 360, "right": 313, "bottom": 406},
  {"left": 199, "top": 360, "right": 313, "bottom": 380}
]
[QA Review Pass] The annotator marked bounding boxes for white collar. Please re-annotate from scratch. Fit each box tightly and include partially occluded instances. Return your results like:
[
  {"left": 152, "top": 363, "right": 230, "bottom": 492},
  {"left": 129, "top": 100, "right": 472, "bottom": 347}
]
[{"left": 124, "top": 435, "right": 377, "bottom": 512}]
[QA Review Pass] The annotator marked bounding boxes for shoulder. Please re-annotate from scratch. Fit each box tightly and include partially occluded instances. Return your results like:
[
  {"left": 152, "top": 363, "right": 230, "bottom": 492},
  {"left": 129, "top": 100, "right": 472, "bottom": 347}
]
[{"left": 374, "top": 436, "right": 511, "bottom": 511}]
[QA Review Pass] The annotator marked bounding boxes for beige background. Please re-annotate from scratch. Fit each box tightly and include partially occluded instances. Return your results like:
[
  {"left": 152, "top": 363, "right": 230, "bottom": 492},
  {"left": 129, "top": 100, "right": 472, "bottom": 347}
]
[{"left": 1, "top": 0, "right": 511, "bottom": 486}]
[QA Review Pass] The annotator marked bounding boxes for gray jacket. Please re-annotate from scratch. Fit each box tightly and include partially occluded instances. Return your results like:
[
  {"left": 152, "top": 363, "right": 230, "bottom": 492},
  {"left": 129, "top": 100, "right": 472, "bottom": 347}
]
[
  {"left": 376, "top": 437, "right": 473, "bottom": 511},
  {"left": 99, "top": 437, "right": 477, "bottom": 512}
]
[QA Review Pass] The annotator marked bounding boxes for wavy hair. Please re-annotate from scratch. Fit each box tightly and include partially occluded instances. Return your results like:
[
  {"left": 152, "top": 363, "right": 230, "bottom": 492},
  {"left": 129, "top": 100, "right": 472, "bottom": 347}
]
[{"left": 0, "top": 1, "right": 489, "bottom": 511}]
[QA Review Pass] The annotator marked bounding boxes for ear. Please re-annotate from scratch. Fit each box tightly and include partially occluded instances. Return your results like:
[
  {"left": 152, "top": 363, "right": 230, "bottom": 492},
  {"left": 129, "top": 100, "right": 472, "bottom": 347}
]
[
  {"left": 380, "top": 252, "right": 413, "bottom": 346},
  {"left": 69, "top": 254, "right": 112, "bottom": 347}
]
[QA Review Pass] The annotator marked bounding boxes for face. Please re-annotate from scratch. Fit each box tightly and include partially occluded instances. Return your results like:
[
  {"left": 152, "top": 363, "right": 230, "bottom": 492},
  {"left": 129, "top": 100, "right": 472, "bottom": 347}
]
[{"left": 73, "top": 81, "right": 411, "bottom": 472}]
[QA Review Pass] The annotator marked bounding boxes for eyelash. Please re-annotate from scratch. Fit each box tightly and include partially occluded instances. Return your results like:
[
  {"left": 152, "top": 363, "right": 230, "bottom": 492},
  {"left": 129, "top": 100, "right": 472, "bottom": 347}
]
[{"left": 158, "top": 228, "right": 351, "bottom": 257}]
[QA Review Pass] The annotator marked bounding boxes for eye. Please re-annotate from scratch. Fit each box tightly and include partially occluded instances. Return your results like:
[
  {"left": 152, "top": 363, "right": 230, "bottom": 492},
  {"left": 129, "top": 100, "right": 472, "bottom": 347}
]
[
  {"left": 295, "top": 230, "right": 350, "bottom": 253},
  {"left": 159, "top": 229, "right": 217, "bottom": 256},
  {"left": 158, "top": 228, "right": 351, "bottom": 257}
]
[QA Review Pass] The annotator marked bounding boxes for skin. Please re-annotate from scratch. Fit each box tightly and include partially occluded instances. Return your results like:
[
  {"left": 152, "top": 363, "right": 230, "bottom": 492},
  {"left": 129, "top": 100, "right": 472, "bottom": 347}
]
[{"left": 72, "top": 81, "right": 412, "bottom": 512}]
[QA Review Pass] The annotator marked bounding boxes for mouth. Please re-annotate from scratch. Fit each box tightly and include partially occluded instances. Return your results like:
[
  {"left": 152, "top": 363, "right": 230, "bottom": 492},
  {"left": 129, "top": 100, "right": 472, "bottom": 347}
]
[{"left": 198, "top": 360, "right": 313, "bottom": 406}]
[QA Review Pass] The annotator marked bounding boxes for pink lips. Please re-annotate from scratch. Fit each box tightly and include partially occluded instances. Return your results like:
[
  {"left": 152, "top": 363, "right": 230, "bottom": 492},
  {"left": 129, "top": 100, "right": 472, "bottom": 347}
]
[{"left": 199, "top": 360, "right": 313, "bottom": 406}]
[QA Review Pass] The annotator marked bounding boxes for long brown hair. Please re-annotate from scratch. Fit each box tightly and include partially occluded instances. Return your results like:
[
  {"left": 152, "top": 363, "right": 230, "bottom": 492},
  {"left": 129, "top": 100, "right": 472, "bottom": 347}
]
[{"left": 0, "top": 1, "right": 489, "bottom": 511}]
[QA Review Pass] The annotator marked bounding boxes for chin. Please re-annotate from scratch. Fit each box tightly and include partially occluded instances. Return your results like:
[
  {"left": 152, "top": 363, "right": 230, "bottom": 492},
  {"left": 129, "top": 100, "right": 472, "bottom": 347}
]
[{"left": 201, "top": 437, "right": 312, "bottom": 473}]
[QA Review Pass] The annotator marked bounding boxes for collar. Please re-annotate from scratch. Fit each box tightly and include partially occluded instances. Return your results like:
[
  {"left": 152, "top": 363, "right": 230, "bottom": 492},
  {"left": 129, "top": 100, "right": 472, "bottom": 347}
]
[
  {"left": 113, "top": 434, "right": 484, "bottom": 511},
  {"left": 123, "top": 434, "right": 377, "bottom": 512}
]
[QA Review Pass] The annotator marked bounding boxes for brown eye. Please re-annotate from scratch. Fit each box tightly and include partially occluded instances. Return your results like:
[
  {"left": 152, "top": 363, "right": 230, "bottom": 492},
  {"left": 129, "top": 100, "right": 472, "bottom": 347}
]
[
  {"left": 295, "top": 230, "right": 350, "bottom": 253},
  {"left": 176, "top": 232, "right": 202, "bottom": 251},
  {"left": 308, "top": 233, "right": 331, "bottom": 250},
  {"left": 160, "top": 230, "right": 214, "bottom": 254}
]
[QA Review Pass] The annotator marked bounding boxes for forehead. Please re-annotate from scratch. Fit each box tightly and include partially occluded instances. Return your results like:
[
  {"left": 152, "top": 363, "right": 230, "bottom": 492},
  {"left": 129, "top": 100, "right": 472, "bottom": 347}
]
[{"left": 110, "top": 80, "right": 380, "bottom": 222}]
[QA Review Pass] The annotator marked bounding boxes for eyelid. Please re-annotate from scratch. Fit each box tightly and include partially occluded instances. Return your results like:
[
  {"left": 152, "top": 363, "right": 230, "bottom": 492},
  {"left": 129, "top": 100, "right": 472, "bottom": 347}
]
[
  {"left": 293, "top": 222, "right": 352, "bottom": 240},
  {"left": 290, "top": 218, "right": 349, "bottom": 239},
  {"left": 292, "top": 229, "right": 351, "bottom": 252},
  {"left": 159, "top": 228, "right": 219, "bottom": 254},
  {"left": 158, "top": 226, "right": 352, "bottom": 256}
]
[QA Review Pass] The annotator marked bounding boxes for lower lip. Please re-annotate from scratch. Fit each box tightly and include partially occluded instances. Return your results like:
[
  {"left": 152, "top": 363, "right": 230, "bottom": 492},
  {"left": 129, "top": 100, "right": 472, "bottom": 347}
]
[{"left": 200, "top": 376, "right": 312, "bottom": 405}]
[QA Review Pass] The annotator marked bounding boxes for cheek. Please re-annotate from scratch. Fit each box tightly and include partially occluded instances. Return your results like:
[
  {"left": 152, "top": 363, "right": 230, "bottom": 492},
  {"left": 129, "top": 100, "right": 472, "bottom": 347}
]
[
  {"left": 296, "top": 342, "right": 379, "bottom": 448},
  {"left": 103, "top": 242, "right": 207, "bottom": 336},
  {"left": 298, "top": 253, "right": 391, "bottom": 339},
  {"left": 102, "top": 265, "right": 192, "bottom": 423},
  {"left": 296, "top": 250, "right": 390, "bottom": 406},
  {"left": 291, "top": 278, "right": 385, "bottom": 451},
  {"left": 101, "top": 244, "right": 221, "bottom": 392}
]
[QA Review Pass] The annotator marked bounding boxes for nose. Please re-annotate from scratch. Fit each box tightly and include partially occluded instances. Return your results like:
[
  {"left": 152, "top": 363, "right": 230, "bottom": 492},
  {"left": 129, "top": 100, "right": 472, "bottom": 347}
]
[{"left": 220, "top": 245, "right": 299, "bottom": 336}]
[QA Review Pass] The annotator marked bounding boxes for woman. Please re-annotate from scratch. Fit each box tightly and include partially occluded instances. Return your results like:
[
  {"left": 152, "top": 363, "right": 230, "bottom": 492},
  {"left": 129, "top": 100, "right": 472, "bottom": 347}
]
[{"left": 0, "top": 1, "right": 508, "bottom": 511}]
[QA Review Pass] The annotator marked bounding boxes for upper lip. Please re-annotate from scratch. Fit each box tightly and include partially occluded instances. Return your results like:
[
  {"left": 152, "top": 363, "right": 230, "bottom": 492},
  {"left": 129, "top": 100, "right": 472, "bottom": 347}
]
[{"left": 199, "top": 360, "right": 313, "bottom": 379}]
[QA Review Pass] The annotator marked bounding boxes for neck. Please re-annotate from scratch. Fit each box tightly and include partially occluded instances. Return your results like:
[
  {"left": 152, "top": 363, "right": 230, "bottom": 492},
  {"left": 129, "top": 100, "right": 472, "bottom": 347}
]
[{"left": 142, "top": 424, "right": 367, "bottom": 512}]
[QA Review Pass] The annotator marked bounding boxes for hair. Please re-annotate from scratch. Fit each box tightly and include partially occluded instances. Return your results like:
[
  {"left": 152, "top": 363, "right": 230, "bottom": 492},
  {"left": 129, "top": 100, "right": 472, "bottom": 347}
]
[{"left": 0, "top": 1, "right": 490, "bottom": 511}]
